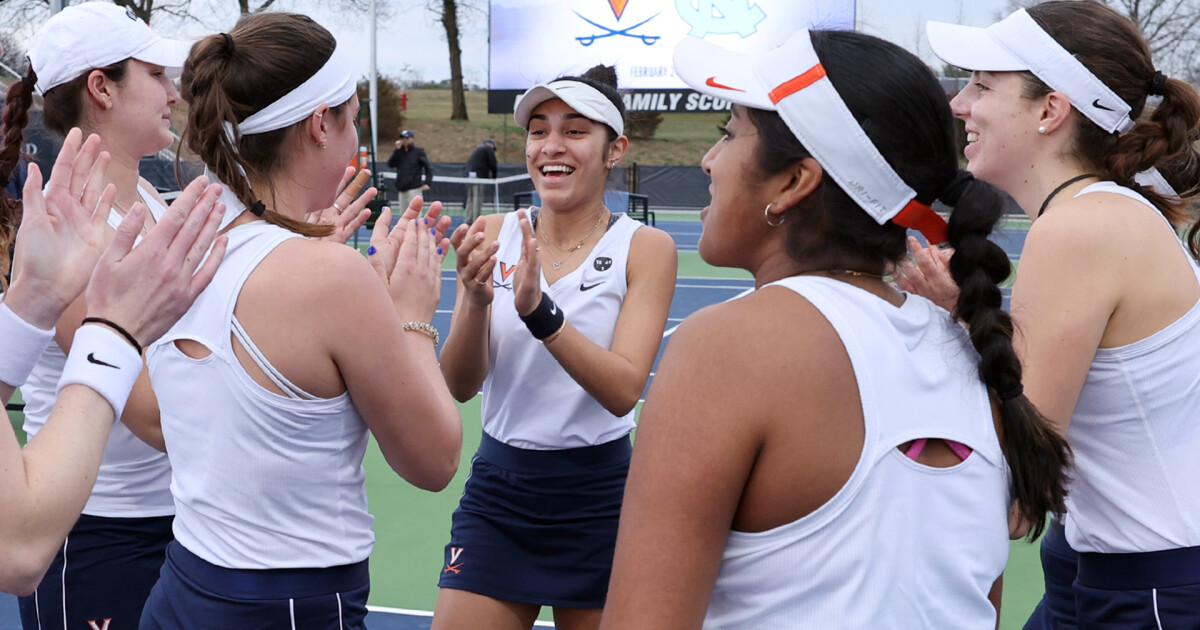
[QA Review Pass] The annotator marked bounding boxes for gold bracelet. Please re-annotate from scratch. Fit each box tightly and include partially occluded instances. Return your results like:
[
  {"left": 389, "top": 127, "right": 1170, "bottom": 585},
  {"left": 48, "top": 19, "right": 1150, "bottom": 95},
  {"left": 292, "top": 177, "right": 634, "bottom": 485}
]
[
  {"left": 402, "top": 321, "right": 439, "bottom": 346},
  {"left": 540, "top": 319, "right": 567, "bottom": 346}
]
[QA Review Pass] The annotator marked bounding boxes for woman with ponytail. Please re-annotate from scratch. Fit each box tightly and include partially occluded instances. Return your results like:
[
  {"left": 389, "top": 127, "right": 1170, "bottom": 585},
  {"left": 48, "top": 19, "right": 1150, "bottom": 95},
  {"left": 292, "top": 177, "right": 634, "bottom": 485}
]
[
  {"left": 915, "top": 2, "right": 1200, "bottom": 626},
  {"left": 601, "top": 30, "right": 1069, "bottom": 630},
  {"left": 138, "top": 12, "right": 461, "bottom": 628},
  {"left": 0, "top": 4, "right": 197, "bottom": 627}
]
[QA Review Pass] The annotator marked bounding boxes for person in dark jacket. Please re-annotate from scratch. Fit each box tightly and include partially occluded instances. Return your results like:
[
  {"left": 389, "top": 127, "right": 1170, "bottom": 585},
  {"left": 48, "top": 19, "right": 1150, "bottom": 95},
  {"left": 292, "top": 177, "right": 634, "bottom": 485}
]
[
  {"left": 387, "top": 129, "right": 433, "bottom": 215},
  {"left": 465, "top": 139, "right": 497, "bottom": 223}
]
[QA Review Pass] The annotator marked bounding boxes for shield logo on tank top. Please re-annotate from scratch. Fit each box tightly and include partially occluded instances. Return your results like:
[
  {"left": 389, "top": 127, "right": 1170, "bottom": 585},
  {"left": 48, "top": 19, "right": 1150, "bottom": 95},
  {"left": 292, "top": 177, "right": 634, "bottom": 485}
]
[{"left": 594, "top": 257, "right": 613, "bottom": 272}]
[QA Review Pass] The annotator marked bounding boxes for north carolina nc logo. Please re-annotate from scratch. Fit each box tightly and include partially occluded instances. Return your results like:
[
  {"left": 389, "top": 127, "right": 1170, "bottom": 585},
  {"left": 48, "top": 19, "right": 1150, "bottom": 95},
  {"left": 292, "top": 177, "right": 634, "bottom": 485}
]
[
  {"left": 575, "top": 0, "right": 661, "bottom": 46},
  {"left": 676, "top": 0, "right": 766, "bottom": 38}
]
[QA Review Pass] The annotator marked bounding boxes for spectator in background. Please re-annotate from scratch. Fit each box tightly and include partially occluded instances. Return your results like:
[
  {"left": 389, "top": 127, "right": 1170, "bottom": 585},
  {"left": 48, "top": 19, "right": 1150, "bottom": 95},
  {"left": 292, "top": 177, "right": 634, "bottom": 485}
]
[
  {"left": 388, "top": 129, "right": 432, "bottom": 217},
  {"left": 465, "top": 138, "right": 497, "bottom": 223}
]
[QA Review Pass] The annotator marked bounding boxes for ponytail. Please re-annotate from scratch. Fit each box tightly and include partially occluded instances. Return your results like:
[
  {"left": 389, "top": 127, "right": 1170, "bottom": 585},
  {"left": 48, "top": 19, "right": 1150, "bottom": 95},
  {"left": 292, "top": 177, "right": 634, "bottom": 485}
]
[
  {"left": 942, "top": 171, "right": 1072, "bottom": 540},
  {"left": 0, "top": 68, "right": 36, "bottom": 290},
  {"left": 180, "top": 24, "right": 334, "bottom": 238}
]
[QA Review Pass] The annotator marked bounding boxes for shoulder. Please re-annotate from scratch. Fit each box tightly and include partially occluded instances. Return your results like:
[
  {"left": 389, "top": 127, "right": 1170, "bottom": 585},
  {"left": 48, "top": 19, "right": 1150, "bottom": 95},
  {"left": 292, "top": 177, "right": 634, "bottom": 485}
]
[
  {"left": 1028, "top": 189, "right": 1162, "bottom": 265},
  {"left": 628, "top": 225, "right": 677, "bottom": 271},
  {"left": 257, "top": 238, "right": 377, "bottom": 302}
]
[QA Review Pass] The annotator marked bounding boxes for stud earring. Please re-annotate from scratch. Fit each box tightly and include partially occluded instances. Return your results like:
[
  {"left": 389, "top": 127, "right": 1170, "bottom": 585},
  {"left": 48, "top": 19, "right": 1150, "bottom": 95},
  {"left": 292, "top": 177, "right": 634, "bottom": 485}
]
[
  {"left": 1038, "top": 125, "right": 1048, "bottom": 134},
  {"left": 318, "top": 140, "right": 327, "bottom": 149}
]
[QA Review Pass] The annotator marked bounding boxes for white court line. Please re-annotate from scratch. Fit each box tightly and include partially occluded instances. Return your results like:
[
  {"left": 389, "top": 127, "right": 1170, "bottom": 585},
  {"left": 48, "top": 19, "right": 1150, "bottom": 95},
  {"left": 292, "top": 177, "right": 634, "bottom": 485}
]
[
  {"left": 366, "top": 605, "right": 555, "bottom": 626},
  {"left": 661, "top": 287, "right": 754, "bottom": 338}
]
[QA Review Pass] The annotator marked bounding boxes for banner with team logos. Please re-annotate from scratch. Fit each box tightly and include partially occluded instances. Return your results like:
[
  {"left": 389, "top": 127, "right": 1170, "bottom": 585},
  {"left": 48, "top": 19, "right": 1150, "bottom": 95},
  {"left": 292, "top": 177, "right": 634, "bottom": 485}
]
[{"left": 488, "top": 0, "right": 855, "bottom": 113}]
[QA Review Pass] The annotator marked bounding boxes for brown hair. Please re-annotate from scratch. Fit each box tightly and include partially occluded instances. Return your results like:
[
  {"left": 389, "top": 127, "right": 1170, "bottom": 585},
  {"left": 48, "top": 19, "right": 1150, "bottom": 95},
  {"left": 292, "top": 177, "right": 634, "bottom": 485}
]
[
  {"left": 179, "top": 12, "right": 352, "bottom": 237},
  {"left": 0, "top": 61, "right": 129, "bottom": 289},
  {"left": 1023, "top": 1, "right": 1200, "bottom": 256}
]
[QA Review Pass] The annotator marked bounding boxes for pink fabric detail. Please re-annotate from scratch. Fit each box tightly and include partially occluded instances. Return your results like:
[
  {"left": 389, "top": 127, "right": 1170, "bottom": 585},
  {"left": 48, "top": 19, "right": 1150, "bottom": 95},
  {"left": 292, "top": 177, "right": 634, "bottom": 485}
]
[{"left": 904, "top": 438, "right": 973, "bottom": 461}]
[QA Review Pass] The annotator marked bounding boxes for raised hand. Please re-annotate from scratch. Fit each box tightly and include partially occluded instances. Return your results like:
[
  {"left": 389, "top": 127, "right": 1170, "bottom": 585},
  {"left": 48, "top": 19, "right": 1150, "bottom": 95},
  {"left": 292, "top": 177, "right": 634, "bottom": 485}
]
[
  {"left": 367, "top": 203, "right": 451, "bottom": 323},
  {"left": 893, "top": 236, "right": 959, "bottom": 313},
  {"left": 6, "top": 129, "right": 113, "bottom": 329},
  {"left": 512, "top": 208, "right": 543, "bottom": 316},
  {"left": 450, "top": 216, "right": 498, "bottom": 305},
  {"left": 307, "top": 168, "right": 375, "bottom": 245},
  {"left": 85, "top": 177, "right": 227, "bottom": 348}
]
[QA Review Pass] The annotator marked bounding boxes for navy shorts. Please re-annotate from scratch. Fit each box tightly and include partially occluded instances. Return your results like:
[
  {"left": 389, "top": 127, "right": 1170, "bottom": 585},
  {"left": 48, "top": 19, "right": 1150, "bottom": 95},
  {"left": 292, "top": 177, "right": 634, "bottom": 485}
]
[
  {"left": 18, "top": 513, "right": 172, "bottom": 630},
  {"left": 1074, "top": 544, "right": 1200, "bottom": 628},
  {"left": 140, "top": 542, "right": 370, "bottom": 630},
  {"left": 437, "top": 432, "right": 632, "bottom": 609},
  {"left": 1024, "top": 520, "right": 1079, "bottom": 630}
]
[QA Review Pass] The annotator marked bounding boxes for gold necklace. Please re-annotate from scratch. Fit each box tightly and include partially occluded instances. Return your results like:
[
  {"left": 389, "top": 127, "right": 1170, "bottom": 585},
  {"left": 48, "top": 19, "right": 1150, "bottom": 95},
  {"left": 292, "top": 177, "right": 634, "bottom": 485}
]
[
  {"left": 801, "top": 269, "right": 885, "bottom": 280},
  {"left": 538, "top": 210, "right": 606, "bottom": 270}
]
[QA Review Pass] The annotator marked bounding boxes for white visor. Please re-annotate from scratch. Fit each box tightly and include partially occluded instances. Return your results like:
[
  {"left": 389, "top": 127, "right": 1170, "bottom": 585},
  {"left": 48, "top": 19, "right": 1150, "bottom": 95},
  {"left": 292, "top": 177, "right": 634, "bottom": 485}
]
[
  {"left": 514, "top": 81, "right": 625, "bottom": 136},
  {"left": 674, "top": 32, "right": 934, "bottom": 233},
  {"left": 928, "top": 9, "right": 1135, "bottom": 135}
]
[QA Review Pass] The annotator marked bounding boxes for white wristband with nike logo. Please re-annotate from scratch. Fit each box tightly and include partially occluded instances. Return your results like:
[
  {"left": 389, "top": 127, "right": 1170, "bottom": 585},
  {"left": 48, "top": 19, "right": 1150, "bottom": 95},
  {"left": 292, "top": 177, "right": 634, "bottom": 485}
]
[
  {"left": 58, "top": 324, "right": 143, "bottom": 422},
  {"left": 0, "top": 300, "right": 55, "bottom": 388}
]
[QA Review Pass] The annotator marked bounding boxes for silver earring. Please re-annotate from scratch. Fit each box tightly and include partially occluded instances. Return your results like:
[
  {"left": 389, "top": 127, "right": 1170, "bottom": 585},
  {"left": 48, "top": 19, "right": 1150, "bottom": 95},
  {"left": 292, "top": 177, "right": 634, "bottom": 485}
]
[
  {"left": 318, "top": 140, "right": 327, "bottom": 149},
  {"left": 765, "top": 202, "right": 785, "bottom": 227},
  {"left": 1038, "top": 125, "right": 1048, "bottom": 134},
  {"left": 608, "top": 161, "right": 616, "bottom": 169}
]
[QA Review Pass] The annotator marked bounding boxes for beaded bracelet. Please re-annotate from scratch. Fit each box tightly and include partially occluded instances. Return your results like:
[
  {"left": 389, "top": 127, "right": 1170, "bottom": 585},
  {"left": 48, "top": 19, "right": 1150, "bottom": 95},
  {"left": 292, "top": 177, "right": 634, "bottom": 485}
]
[{"left": 403, "top": 321, "right": 440, "bottom": 346}]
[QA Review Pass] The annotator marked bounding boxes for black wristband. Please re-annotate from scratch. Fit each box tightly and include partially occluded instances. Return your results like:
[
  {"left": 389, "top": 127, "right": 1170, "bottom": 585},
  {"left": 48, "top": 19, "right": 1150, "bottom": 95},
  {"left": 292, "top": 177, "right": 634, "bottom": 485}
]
[
  {"left": 81, "top": 317, "right": 143, "bottom": 355},
  {"left": 519, "top": 293, "right": 565, "bottom": 340}
]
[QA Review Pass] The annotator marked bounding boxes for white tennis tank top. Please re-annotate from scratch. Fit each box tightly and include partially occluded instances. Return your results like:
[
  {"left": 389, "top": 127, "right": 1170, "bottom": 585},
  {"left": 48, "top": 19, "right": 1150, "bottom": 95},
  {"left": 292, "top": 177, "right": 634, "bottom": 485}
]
[
  {"left": 146, "top": 221, "right": 374, "bottom": 569},
  {"left": 482, "top": 210, "right": 640, "bottom": 449},
  {"left": 703, "top": 276, "right": 1009, "bottom": 630},
  {"left": 21, "top": 186, "right": 173, "bottom": 517},
  {"left": 1064, "top": 181, "right": 1200, "bottom": 553}
]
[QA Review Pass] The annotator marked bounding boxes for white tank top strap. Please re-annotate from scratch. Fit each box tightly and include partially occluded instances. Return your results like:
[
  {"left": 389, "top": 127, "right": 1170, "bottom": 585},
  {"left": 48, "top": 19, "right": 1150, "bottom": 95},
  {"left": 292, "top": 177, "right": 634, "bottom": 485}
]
[{"left": 229, "top": 315, "right": 319, "bottom": 401}]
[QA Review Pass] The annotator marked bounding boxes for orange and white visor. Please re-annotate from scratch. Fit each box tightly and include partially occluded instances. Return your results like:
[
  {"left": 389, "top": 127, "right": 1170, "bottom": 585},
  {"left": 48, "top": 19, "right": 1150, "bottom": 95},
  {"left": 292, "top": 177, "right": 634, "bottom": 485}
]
[{"left": 673, "top": 32, "right": 947, "bottom": 244}]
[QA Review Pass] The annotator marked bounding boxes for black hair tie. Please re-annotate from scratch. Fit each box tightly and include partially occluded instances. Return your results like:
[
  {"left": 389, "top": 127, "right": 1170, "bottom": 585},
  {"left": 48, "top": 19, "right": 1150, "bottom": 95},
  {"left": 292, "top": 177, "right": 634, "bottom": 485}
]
[
  {"left": 249, "top": 200, "right": 266, "bottom": 217},
  {"left": 221, "top": 33, "right": 236, "bottom": 58},
  {"left": 21, "top": 72, "right": 36, "bottom": 91},
  {"left": 938, "top": 169, "right": 975, "bottom": 206},
  {"left": 997, "top": 384, "right": 1024, "bottom": 402},
  {"left": 1149, "top": 70, "right": 1168, "bottom": 96}
]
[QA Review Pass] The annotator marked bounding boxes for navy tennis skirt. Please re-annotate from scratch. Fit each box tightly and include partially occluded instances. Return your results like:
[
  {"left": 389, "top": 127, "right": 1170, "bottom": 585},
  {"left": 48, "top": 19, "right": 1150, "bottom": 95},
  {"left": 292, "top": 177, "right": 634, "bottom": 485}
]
[
  {"left": 140, "top": 542, "right": 370, "bottom": 629},
  {"left": 1075, "top": 543, "right": 1200, "bottom": 628},
  {"left": 437, "top": 431, "right": 632, "bottom": 609}
]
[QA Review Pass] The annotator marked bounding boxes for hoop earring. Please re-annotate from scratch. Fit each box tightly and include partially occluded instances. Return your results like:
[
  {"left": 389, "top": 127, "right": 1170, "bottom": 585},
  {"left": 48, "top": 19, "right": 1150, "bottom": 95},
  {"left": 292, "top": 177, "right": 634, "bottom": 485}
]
[{"left": 765, "top": 203, "right": 785, "bottom": 227}]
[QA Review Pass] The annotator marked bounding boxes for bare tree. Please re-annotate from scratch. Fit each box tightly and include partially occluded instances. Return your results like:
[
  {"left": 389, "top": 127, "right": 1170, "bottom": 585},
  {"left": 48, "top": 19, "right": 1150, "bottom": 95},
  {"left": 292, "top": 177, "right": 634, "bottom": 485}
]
[
  {"left": 428, "top": 0, "right": 469, "bottom": 121},
  {"left": 1003, "top": 0, "right": 1200, "bottom": 78}
]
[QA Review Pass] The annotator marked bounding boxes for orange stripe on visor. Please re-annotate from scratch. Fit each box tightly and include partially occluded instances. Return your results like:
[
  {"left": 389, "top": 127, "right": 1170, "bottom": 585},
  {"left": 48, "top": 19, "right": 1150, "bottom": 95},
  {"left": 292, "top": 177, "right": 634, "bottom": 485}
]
[
  {"left": 891, "top": 200, "right": 948, "bottom": 246},
  {"left": 769, "top": 64, "right": 828, "bottom": 104}
]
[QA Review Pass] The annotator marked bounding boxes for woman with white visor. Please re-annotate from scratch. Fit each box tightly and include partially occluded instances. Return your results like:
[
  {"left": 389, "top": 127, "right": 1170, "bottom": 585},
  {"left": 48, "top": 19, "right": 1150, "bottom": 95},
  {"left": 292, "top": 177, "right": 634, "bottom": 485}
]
[
  {"left": 911, "top": 2, "right": 1200, "bottom": 627},
  {"left": 600, "top": 29, "right": 1069, "bottom": 629},
  {"left": 139, "top": 13, "right": 461, "bottom": 628},
  {"left": 434, "top": 65, "right": 676, "bottom": 630}
]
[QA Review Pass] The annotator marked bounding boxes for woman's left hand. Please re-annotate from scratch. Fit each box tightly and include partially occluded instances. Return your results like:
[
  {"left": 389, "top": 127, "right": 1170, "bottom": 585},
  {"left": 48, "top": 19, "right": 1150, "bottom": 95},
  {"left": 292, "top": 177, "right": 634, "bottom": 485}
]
[
  {"left": 6, "top": 129, "right": 112, "bottom": 328},
  {"left": 893, "top": 236, "right": 959, "bottom": 313},
  {"left": 307, "top": 167, "right": 375, "bottom": 245},
  {"left": 512, "top": 208, "right": 542, "bottom": 316}
]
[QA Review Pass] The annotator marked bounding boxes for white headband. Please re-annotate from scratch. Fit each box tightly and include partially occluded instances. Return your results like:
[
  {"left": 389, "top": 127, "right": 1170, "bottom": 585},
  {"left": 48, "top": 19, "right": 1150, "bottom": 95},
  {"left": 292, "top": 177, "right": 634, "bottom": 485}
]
[
  {"left": 513, "top": 80, "right": 625, "bottom": 136},
  {"left": 237, "top": 44, "right": 357, "bottom": 136},
  {"left": 929, "top": 9, "right": 1136, "bottom": 135}
]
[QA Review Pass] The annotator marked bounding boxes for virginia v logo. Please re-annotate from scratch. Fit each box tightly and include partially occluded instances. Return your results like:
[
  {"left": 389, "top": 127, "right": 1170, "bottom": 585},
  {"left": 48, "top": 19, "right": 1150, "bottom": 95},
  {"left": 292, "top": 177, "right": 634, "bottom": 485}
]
[
  {"left": 676, "top": 0, "right": 766, "bottom": 38},
  {"left": 88, "top": 620, "right": 112, "bottom": 630}
]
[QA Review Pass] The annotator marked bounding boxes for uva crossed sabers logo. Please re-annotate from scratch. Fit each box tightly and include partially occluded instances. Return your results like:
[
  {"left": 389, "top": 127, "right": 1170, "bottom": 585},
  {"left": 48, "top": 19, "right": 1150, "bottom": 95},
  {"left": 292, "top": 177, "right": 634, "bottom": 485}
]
[{"left": 443, "top": 547, "right": 465, "bottom": 574}]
